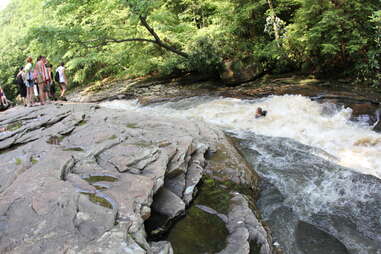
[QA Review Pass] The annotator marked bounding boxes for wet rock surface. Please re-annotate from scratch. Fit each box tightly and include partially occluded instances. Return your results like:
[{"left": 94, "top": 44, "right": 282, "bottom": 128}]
[
  {"left": 0, "top": 103, "right": 268, "bottom": 254},
  {"left": 234, "top": 133, "right": 381, "bottom": 254}
]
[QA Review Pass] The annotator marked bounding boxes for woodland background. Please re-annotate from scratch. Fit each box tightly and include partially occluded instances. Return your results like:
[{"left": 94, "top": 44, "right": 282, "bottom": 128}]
[{"left": 0, "top": 0, "right": 380, "bottom": 99}]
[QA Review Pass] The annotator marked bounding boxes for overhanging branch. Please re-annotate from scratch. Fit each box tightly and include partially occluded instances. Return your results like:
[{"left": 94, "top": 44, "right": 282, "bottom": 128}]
[
  {"left": 77, "top": 16, "right": 189, "bottom": 58},
  {"left": 139, "top": 16, "right": 188, "bottom": 58}
]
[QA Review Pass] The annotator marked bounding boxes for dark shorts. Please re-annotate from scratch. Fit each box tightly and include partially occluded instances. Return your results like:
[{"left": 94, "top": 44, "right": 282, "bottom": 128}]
[
  {"left": 19, "top": 84, "right": 27, "bottom": 98},
  {"left": 59, "top": 82, "right": 67, "bottom": 89},
  {"left": 25, "top": 80, "right": 34, "bottom": 88}
]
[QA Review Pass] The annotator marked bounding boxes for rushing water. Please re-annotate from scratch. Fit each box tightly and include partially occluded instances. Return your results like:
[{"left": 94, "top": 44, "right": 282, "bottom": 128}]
[
  {"left": 101, "top": 95, "right": 381, "bottom": 179},
  {"left": 101, "top": 95, "right": 381, "bottom": 254}
]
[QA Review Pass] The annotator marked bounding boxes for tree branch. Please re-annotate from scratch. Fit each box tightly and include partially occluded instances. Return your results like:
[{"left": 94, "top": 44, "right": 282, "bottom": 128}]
[
  {"left": 76, "top": 16, "right": 188, "bottom": 57},
  {"left": 139, "top": 16, "right": 188, "bottom": 58},
  {"left": 79, "top": 37, "right": 157, "bottom": 48}
]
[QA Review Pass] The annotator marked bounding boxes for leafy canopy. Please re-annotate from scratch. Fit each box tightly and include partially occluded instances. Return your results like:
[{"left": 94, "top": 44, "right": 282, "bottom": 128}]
[{"left": 0, "top": 0, "right": 380, "bottom": 99}]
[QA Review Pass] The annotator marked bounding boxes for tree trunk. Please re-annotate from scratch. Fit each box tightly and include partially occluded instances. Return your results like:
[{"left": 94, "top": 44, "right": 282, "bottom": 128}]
[{"left": 267, "top": 0, "right": 280, "bottom": 45}]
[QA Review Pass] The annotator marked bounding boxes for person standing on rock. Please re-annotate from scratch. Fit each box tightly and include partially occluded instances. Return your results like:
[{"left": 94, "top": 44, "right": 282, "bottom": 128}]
[
  {"left": 56, "top": 62, "right": 67, "bottom": 98},
  {"left": 34, "top": 56, "right": 50, "bottom": 105},
  {"left": 45, "top": 63, "right": 55, "bottom": 100},
  {"left": 23, "top": 57, "right": 35, "bottom": 107},
  {"left": 16, "top": 67, "right": 27, "bottom": 106},
  {"left": 0, "top": 87, "right": 8, "bottom": 107}
]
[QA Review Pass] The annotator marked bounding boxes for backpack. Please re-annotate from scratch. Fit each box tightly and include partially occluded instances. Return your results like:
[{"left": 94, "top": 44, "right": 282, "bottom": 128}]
[{"left": 54, "top": 71, "right": 60, "bottom": 83}]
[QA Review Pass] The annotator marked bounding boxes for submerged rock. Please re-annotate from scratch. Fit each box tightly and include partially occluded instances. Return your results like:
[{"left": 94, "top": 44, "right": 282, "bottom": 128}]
[{"left": 234, "top": 133, "right": 381, "bottom": 254}]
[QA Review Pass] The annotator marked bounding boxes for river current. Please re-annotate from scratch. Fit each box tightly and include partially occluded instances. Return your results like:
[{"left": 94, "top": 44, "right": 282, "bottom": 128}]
[
  {"left": 101, "top": 95, "right": 381, "bottom": 179},
  {"left": 101, "top": 95, "right": 381, "bottom": 254}
]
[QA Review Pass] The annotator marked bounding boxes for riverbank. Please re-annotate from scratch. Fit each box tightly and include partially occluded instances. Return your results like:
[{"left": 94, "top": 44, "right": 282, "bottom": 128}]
[
  {"left": 2, "top": 81, "right": 381, "bottom": 253},
  {"left": 67, "top": 73, "right": 381, "bottom": 120}
]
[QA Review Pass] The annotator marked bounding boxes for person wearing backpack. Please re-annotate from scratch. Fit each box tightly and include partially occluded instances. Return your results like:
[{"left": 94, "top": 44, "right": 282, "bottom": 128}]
[
  {"left": 55, "top": 62, "right": 67, "bottom": 98},
  {"left": 46, "top": 63, "right": 56, "bottom": 100},
  {"left": 23, "top": 56, "right": 35, "bottom": 107}
]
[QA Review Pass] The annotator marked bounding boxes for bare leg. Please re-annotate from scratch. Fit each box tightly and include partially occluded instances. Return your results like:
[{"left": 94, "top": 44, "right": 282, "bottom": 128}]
[
  {"left": 59, "top": 83, "right": 67, "bottom": 97},
  {"left": 38, "top": 83, "right": 46, "bottom": 105},
  {"left": 30, "top": 87, "right": 35, "bottom": 105},
  {"left": 26, "top": 87, "right": 33, "bottom": 106}
]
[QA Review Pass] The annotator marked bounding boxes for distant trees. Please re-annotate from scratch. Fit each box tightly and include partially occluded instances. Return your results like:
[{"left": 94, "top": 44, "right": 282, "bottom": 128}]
[{"left": 0, "top": 0, "right": 380, "bottom": 99}]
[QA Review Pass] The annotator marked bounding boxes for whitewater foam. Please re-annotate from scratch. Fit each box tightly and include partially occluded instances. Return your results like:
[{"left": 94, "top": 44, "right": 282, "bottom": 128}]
[{"left": 101, "top": 95, "right": 381, "bottom": 178}]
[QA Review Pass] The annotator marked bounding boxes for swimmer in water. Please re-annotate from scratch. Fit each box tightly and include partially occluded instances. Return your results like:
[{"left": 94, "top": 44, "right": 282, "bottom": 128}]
[{"left": 255, "top": 107, "right": 267, "bottom": 118}]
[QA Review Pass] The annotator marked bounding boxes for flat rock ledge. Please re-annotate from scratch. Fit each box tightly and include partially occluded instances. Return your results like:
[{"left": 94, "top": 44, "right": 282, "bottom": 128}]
[{"left": 0, "top": 103, "right": 270, "bottom": 254}]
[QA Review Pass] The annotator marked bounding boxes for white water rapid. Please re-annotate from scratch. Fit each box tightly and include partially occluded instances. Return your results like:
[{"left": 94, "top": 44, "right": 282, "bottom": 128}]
[{"left": 101, "top": 95, "right": 381, "bottom": 179}]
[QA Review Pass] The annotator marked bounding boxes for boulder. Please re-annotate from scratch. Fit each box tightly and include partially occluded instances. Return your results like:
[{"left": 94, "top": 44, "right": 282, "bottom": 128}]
[
  {"left": 219, "top": 59, "right": 262, "bottom": 85},
  {"left": 0, "top": 103, "right": 222, "bottom": 253}
]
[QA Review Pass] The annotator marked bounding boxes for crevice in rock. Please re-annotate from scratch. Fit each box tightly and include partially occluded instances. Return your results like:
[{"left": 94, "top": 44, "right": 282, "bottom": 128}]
[
  {"left": 145, "top": 177, "right": 231, "bottom": 254},
  {"left": 0, "top": 142, "right": 28, "bottom": 155},
  {"left": 60, "top": 156, "right": 77, "bottom": 181}
]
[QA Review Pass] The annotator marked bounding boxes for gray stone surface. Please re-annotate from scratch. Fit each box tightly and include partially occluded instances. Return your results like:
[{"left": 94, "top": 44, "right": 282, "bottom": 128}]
[
  {"left": 218, "top": 192, "right": 272, "bottom": 254},
  {"left": 0, "top": 103, "right": 224, "bottom": 253},
  {"left": 151, "top": 188, "right": 185, "bottom": 218},
  {"left": 0, "top": 103, "right": 270, "bottom": 254}
]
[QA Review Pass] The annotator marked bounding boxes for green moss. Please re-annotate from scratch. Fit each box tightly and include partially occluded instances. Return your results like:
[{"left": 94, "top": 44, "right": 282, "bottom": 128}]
[
  {"left": 82, "top": 174, "right": 118, "bottom": 184},
  {"left": 15, "top": 158, "right": 22, "bottom": 165},
  {"left": 167, "top": 206, "right": 228, "bottom": 254},
  {"left": 76, "top": 120, "right": 88, "bottom": 126},
  {"left": 195, "top": 180, "right": 231, "bottom": 214},
  {"left": 146, "top": 176, "right": 256, "bottom": 253},
  {"left": 81, "top": 193, "right": 113, "bottom": 209},
  {"left": 109, "top": 135, "right": 117, "bottom": 140},
  {"left": 126, "top": 123, "right": 139, "bottom": 128},
  {"left": 31, "top": 158, "right": 38, "bottom": 164},
  {"left": 7, "top": 121, "right": 22, "bottom": 131},
  {"left": 88, "top": 194, "right": 113, "bottom": 209}
]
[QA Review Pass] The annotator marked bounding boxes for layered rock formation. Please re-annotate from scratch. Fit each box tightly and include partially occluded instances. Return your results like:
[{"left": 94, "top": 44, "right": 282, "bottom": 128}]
[{"left": 0, "top": 103, "right": 270, "bottom": 254}]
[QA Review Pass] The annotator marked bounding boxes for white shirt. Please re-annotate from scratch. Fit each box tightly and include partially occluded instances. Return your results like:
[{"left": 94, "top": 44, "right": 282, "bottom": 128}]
[{"left": 56, "top": 66, "right": 65, "bottom": 83}]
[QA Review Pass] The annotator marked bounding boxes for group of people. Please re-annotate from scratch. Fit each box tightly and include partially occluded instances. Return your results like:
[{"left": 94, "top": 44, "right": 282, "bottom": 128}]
[{"left": 15, "top": 56, "right": 67, "bottom": 107}]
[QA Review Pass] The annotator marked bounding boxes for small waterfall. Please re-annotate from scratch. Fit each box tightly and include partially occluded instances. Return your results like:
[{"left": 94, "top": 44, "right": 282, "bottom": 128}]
[
  {"left": 101, "top": 95, "right": 381, "bottom": 253},
  {"left": 101, "top": 95, "right": 381, "bottom": 179}
]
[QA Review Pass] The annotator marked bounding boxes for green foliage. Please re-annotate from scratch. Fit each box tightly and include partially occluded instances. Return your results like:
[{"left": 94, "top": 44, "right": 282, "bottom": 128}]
[
  {"left": 0, "top": 0, "right": 380, "bottom": 100},
  {"left": 285, "top": 0, "right": 380, "bottom": 80},
  {"left": 186, "top": 36, "right": 223, "bottom": 74}
]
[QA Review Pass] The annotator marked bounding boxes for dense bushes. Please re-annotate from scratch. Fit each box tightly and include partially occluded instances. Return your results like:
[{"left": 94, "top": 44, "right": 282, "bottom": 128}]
[{"left": 0, "top": 0, "right": 380, "bottom": 100}]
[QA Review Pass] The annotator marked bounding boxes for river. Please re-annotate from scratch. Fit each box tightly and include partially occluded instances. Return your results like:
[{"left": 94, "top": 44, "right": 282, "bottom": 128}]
[
  {"left": 101, "top": 95, "right": 381, "bottom": 254},
  {"left": 101, "top": 95, "right": 381, "bottom": 179}
]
